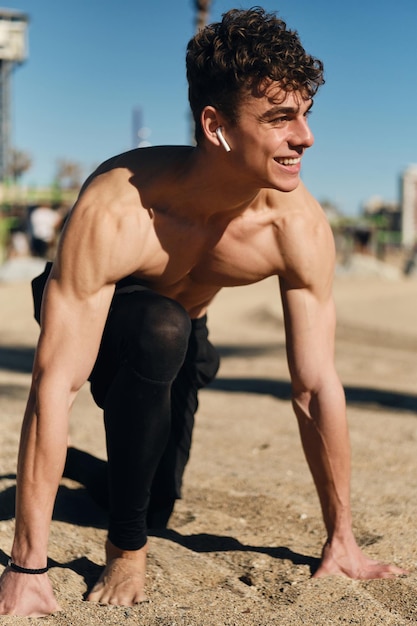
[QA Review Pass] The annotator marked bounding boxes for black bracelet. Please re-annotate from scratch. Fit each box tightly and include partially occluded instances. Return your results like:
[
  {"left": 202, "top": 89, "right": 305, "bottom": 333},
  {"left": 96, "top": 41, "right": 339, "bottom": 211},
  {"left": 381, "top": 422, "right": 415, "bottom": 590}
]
[{"left": 7, "top": 558, "right": 49, "bottom": 575}]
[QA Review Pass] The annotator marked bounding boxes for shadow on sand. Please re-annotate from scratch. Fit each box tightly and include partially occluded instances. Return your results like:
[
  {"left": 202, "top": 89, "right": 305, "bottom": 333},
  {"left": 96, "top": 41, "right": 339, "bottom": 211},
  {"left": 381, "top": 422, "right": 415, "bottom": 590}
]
[
  {"left": 1, "top": 343, "right": 416, "bottom": 413},
  {"left": 0, "top": 526, "right": 320, "bottom": 591},
  {"left": 210, "top": 376, "right": 417, "bottom": 413}
]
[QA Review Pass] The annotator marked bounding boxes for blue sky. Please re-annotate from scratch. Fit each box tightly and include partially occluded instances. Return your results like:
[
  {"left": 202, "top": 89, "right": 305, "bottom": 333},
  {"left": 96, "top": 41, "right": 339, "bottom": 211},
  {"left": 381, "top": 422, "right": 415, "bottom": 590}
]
[{"left": 3, "top": 0, "right": 417, "bottom": 215}]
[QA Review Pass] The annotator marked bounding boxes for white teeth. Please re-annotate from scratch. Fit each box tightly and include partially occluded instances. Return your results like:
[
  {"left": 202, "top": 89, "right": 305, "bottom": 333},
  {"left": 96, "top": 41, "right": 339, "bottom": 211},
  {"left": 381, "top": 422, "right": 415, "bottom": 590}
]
[{"left": 276, "top": 157, "right": 301, "bottom": 165}]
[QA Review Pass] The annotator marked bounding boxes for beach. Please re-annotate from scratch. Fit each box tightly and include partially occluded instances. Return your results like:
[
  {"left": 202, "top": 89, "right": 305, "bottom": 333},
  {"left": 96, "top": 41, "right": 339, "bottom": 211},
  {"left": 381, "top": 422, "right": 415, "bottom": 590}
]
[{"left": 0, "top": 266, "right": 416, "bottom": 625}]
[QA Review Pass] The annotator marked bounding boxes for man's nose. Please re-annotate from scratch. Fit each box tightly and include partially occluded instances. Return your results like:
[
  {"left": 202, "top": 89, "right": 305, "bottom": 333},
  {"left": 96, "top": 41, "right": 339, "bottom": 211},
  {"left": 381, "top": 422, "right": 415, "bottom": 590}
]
[{"left": 289, "top": 118, "right": 314, "bottom": 148}]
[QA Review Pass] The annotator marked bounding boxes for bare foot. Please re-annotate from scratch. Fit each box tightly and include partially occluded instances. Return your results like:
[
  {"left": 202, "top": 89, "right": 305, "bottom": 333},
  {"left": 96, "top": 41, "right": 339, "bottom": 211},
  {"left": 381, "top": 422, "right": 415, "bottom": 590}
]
[{"left": 87, "top": 539, "right": 148, "bottom": 606}]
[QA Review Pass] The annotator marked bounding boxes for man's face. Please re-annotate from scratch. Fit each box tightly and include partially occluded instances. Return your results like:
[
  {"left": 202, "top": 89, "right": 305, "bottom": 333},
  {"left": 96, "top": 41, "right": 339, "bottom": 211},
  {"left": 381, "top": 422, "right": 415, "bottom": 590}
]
[{"left": 226, "top": 81, "right": 314, "bottom": 192}]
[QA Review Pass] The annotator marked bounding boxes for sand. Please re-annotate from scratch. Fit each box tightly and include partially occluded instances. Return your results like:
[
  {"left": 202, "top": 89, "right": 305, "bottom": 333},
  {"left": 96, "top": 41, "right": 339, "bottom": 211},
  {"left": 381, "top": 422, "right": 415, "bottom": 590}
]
[{"left": 0, "top": 267, "right": 416, "bottom": 625}]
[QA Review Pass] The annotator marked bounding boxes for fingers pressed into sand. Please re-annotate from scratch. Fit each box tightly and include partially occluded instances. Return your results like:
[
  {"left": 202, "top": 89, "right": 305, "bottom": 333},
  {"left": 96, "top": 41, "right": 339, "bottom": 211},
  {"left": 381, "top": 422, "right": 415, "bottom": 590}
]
[
  {"left": 87, "top": 540, "right": 148, "bottom": 607},
  {"left": 0, "top": 569, "right": 61, "bottom": 617},
  {"left": 313, "top": 541, "right": 408, "bottom": 580},
  {"left": 314, "top": 559, "right": 407, "bottom": 579}
]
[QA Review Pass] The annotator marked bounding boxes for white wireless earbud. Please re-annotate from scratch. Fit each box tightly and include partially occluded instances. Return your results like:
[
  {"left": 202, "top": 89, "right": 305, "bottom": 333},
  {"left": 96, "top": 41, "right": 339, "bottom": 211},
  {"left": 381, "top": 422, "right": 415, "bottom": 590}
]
[{"left": 215, "top": 127, "right": 231, "bottom": 152}]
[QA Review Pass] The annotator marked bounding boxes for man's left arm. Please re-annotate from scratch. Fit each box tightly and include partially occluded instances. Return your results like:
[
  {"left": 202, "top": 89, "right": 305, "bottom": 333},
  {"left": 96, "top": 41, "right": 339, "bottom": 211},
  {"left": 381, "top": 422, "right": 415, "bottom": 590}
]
[{"left": 279, "top": 273, "right": 406, "bottom": 579}]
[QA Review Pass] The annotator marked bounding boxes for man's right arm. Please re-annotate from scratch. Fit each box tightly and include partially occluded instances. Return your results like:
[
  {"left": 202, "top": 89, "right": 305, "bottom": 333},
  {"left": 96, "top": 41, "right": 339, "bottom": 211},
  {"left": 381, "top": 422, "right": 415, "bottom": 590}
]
[
  {"left": 0, "top": 268, "right": 115, "bottom": 616},
  {"left": 0, "top": 179, "right": 130, "bottom": 616}
]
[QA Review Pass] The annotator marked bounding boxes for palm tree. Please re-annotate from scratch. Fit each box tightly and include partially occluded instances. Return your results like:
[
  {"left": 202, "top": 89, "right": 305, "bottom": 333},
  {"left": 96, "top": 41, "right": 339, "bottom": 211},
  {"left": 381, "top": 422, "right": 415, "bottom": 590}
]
[
  {"left": 194, "top": 0, "right": 211, "bottom": 32},
  {"left": 190, "top": 1, "right": 212, "bottom": 143},
  {"left": 55, "top": 159, "right": 83, "bottom": 190},
  {"left": 8, "top": 148, "right": 32, "bottom": 183}
]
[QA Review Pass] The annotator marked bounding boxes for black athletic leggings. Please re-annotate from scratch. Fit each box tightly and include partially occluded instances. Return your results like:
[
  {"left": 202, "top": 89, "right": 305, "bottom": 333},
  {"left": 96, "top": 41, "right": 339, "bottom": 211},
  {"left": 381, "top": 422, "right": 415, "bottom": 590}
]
[{"left": 88, "top": 287, "right": 219, "bottom": 550}]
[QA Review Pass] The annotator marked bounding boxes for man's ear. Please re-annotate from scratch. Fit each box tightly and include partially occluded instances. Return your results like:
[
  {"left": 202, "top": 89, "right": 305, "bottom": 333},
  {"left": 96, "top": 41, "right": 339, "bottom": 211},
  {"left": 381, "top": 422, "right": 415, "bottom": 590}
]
[{"left": 200, "top": 106, "right": 224, "bottom": 147}]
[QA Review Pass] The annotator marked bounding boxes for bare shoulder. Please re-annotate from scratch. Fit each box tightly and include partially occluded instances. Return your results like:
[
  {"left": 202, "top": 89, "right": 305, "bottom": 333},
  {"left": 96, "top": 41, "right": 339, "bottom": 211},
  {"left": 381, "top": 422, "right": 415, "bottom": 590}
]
[
  {"left": 270, "top": 182, "right": 335, "bottom": 292},
  {"left": 55, "top": 159, "right": 151, "bottom": 295},
  {"left": 54, "top": 146, "right": 194, "bottom": 298}
]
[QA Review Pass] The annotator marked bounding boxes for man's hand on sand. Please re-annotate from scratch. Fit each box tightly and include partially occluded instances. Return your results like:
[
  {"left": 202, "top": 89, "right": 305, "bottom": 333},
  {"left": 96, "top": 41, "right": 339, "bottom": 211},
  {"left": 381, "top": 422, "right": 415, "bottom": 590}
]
[
  {"left": 0, "top": 567, "right": 61, "bottom": 617},
  {"left": 313, "top": 539, "right": 408, "bottom": 580}
]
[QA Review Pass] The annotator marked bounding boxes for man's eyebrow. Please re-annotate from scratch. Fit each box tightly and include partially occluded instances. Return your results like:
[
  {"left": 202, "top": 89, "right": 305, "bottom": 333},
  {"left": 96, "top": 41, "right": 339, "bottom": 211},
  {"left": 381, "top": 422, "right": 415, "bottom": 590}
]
[
  {"left": 260, "top": 100, "right": 314, "bottom": 121},
  {"left": 260, "top": 106, "right": 297, "bottom": 121}
]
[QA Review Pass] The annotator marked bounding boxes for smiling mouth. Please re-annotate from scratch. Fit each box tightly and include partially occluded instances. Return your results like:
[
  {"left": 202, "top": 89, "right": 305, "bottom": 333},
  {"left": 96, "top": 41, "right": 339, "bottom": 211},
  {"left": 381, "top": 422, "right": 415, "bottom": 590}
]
[{"left": 274, "top": 157, "right": 301, "bottom": 166}]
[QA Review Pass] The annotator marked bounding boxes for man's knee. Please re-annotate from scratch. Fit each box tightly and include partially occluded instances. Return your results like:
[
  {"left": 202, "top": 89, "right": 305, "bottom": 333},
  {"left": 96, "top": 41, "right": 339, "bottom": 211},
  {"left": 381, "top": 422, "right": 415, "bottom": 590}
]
[{"left": 120, "top": 292, "right": 192, "bottom": 382}]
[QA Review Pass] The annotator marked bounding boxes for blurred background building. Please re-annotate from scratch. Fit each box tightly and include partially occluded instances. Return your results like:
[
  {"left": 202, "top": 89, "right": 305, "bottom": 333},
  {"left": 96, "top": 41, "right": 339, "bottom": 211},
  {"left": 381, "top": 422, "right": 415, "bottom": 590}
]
[
  {"left": 401, "top": 165, "right": 417, "bottom": 248},
  {"left": 0, "top": 8, "right": 28, "bottom": 182}
]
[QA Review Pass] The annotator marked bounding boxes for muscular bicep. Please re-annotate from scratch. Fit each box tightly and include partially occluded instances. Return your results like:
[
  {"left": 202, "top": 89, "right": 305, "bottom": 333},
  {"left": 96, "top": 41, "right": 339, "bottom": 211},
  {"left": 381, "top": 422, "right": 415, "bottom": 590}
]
[
  {"left": 34, "top": 191, "right": 126, "bottom": 391},
  {"left": 34, "top": 170, "right": 152, "bottom": 393},
  {"left": 35, "top": 276, "right": 114, "bottom": 393}
]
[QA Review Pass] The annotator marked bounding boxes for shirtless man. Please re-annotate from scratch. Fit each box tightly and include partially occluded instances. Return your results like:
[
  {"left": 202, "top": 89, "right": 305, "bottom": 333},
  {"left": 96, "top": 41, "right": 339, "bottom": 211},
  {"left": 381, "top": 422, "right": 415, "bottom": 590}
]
[{"left": 0, "top": 7, "right": 405, "bottom": 617}]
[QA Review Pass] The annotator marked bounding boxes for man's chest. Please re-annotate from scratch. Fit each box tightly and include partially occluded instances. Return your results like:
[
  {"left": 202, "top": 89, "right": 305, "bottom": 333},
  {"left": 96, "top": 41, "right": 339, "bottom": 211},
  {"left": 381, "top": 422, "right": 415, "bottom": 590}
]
[{"left": 140, "top": 217, "right": 282, "bottom": 291}]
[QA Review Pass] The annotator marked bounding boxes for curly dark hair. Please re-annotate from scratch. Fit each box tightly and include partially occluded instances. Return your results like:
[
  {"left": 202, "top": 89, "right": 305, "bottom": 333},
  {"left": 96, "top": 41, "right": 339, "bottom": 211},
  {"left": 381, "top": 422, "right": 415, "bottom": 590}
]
[{"left": 186, "top": 7, "right": 324, "bottom": 143}]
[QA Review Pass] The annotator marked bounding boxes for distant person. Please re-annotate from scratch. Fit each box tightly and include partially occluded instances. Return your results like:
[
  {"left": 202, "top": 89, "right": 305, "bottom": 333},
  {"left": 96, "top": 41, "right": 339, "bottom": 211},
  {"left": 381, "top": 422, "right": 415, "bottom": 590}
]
[
  {"left": 6, "top": 221, "right": 30, "bottom": 259},
  {"left": 27, "top": 202, "right": 62, "bottom": 258},
  {"left": 0, "top": 7, "right": 406, "bottom": 617}
]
